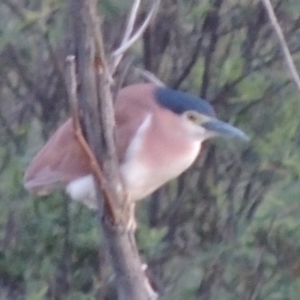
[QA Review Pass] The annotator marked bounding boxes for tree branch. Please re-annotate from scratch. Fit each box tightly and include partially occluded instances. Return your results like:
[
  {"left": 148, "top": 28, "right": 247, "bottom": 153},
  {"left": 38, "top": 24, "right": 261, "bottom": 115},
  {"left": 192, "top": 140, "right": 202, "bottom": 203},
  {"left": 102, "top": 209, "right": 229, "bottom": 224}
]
[
  {"left": 65, "top": 55, "right": 117, "bottom": 222},
  {"left": 262, "top": 0, "right": 300, "bottom": 93},
  {"left": 67, "top": 0, "right": 158, "bottom": 299},
  {"left": 112, "top": 0, "right": 161, "bottom": 72},
  {"left": 134, "top": 67, "right": 165, "bottom": 86},
  {"left": 200, "top": 0, "right": 223, "bottom": 99}
]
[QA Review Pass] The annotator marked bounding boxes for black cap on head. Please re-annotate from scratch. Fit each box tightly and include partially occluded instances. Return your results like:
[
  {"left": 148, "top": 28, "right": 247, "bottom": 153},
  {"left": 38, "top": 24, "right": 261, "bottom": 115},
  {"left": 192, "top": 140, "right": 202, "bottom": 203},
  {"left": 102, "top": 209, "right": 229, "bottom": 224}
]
[{"left": 155, "top": 87, "right": 216, "bottom": 117}]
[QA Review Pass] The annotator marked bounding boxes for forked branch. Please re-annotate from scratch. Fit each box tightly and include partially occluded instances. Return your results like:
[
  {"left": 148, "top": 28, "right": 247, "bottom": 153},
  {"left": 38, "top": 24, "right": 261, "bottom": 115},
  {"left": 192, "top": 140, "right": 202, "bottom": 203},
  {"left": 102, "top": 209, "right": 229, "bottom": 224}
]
[
  {"left": 122, "top": 0, "right": 142, "bottom": 43},
  {"left": 111, "top": 0, "right": 161, "bottom": 72},
  {"left": 67, "top": 0, "right": 160, "bottom": 299}
]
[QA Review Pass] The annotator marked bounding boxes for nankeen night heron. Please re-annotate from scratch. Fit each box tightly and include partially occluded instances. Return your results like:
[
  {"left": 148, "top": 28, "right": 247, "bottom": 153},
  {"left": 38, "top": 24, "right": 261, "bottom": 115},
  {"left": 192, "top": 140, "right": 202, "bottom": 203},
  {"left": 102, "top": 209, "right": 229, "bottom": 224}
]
[{"left": 24, "top": 83, "right": 248, "bottom": 208}]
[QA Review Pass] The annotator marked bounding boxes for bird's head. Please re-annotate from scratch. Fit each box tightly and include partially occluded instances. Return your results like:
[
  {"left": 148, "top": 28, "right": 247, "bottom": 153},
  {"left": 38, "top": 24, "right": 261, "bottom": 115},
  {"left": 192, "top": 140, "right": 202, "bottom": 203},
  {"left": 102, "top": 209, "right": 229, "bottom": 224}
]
[{"left": 155, "top": 86, "right": 249, "bottom": 142}]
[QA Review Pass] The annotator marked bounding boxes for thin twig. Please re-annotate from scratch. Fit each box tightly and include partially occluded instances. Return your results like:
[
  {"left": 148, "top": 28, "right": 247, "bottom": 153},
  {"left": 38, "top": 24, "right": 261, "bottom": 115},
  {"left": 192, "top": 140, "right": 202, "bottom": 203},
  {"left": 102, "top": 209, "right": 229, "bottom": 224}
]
[
  {"left": 262, "top": 0, "right": 300, "bottom": 92},
  {"left": 111, "top": 0, "right": 141, "bottom": 73},
  {"left": 65, "top": 56, "right": 80, "bottom": 131},
  {"left": 134, "top": 67, "right": 165, "bottom": 86},
  {"left": 122, "top": 0, "right": 142, "bottom": 43},
  {"left": 87, "top": 3, "right": 123, "bottom": 203},
  {"left": 112, "top": 0, "right": 161, "bottom": 72},
  {"left": 112, "top": 1, "right": 159, "bottom": 56}
]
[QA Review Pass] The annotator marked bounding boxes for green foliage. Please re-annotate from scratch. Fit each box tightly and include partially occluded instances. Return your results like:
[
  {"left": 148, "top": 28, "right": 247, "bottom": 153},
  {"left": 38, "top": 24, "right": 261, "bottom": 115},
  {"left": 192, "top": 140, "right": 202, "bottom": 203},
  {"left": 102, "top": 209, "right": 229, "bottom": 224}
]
[
  {"left": 138, "top": 224, "right": 167, "bottom": 257},
  {"left": 1, "top": 0, "right": 300, "bottom": 299},
  {"left": 236, "top": 73, "right": 269, "bottom": 102},
  {"left": 220, "top": 55, "right": 245, "bottom": 85}
]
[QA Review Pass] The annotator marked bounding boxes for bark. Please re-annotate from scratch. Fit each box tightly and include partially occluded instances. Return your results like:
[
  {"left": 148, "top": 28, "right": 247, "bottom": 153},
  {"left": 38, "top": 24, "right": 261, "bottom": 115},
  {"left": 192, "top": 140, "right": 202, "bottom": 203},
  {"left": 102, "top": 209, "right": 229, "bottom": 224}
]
[{"left": 67, "top": 0, "right": 157, "bottom": 299}]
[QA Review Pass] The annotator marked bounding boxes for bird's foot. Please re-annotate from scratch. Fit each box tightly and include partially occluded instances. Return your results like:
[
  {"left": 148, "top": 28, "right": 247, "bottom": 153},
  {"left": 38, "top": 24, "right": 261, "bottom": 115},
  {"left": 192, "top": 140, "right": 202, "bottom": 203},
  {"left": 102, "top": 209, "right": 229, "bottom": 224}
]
[
  {"left": 122, "top": 199, "right": 137, "bottom": 232},
  {"left": 121, "top": 196, "right": 137, "bottom": 233},
  {"left": 102, "top": 205, "right": 137, "bottom": 234}
]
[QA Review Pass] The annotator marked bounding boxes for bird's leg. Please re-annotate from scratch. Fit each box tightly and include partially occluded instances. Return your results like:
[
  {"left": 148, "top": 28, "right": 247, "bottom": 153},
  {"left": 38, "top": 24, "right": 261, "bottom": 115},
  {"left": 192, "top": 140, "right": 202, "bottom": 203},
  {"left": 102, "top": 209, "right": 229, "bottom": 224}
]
[
  {"left": 125, "top": 201, "right": 137, "bottom": 249},
  {"left": 118, "top": 191, "right": 137, "bottom": 233},
  {"left": 126, "top": 201, "right": 137, "bottom": 232}
]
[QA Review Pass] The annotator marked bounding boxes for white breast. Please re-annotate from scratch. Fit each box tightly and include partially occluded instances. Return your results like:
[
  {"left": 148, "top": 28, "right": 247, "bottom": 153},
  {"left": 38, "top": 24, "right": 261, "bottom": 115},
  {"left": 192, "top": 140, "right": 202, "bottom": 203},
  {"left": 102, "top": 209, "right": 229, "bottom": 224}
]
[
  {"left": 120, "top": 114, "right": 153, "bottom": 200},
  {"left": 161, "top": 141, "right": 201, "bottom": 179},
  {"left": 120, "top": 113, "right": 202, "bottom": 201}
]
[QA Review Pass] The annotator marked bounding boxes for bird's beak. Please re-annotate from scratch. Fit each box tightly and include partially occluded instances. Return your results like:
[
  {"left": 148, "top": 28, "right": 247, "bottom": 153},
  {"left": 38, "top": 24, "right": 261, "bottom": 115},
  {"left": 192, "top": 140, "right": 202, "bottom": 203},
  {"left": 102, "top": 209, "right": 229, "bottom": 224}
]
[{"left": 202, "top": 119, "right": 250, "bottom": 141}]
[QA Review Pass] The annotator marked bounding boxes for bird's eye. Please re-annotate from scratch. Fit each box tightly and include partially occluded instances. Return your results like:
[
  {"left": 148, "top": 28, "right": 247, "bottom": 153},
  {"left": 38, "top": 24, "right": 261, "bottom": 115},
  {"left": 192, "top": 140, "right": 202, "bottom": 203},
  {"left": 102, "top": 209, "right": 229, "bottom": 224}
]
[
  {"left": 186, "top": 111, "right": 199, "bottom": 123},
  {"left": 185, "top": 111, "right": 211, "bottom": 125},
  {"left": 189, "top": 115, "right": 197, "bottom": 122}
]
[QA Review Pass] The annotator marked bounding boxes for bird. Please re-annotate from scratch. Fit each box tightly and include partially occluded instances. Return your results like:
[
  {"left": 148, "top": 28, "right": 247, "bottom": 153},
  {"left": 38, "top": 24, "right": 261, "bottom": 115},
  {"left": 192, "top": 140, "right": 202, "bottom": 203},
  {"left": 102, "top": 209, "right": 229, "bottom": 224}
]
[{"left": 23, "top": 83, "right": 249, "bottom": 209}]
